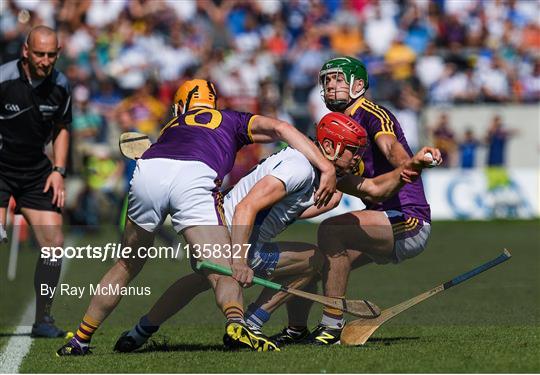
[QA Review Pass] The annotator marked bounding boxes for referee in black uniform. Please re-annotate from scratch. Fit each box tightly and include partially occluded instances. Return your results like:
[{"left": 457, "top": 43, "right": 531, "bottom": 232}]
[{"left": 1, "top": 26, "right": 71, "bottom": 338}]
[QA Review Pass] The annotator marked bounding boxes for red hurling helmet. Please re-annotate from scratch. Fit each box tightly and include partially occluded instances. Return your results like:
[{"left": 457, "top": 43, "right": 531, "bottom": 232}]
[{"left": 316, "top": 112, "right": 368, "bottom": 160}]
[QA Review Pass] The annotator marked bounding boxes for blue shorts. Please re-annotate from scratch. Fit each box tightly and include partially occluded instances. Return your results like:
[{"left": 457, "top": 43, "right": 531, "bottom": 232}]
[{"left": 248, "top": 242, "right": 280, "bottom": 277}]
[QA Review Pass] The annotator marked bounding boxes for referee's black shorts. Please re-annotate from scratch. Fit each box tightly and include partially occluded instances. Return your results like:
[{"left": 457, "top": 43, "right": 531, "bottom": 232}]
[{"left": 0, "top": 163, "right": 61, "bottom": 214}]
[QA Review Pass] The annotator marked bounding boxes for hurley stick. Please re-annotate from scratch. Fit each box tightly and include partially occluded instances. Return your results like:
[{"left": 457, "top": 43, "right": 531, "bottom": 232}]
[
  {"left": 119, "top": 132, "right": 151, "bottom": 160},
  {"left": 341, "top": 249, "right": 512, "bottom": 345},
  {"left": 196, "top": 260, "right": 381, "bottom": 319}
]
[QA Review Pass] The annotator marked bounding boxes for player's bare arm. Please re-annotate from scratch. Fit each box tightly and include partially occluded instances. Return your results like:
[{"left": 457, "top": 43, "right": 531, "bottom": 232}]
[
  {"left": 298, "top": 191, "right": 343, "bottom": 219},
  {"left": 375, "top": 134, "right": 411, "bottom": 167},
  {"left": 230, "top": 175, "right": 288, "bottom": 285},
  {"left": 337, "top": 147, "right": 442, "bottom": 204},
  {"left": 249, "top": 116, "right": 336, "bottom": 207},
  {"left": 45, "top": 125, "right": 69, "bottom": 208}
]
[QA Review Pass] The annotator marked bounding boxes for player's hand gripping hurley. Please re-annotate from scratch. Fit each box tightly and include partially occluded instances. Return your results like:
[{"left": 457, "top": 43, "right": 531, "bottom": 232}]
[{"left": 196, "top": 260, "right": 381, "bottom": 319}]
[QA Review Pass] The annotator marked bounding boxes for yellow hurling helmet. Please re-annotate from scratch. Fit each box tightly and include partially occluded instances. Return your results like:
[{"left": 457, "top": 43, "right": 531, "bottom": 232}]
[{"left": 173, "top": 79, "right": 218, "bottom": 115}]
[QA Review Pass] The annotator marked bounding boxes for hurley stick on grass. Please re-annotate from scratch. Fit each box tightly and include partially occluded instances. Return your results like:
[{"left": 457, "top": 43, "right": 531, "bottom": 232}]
[
  {"left": 341, "top": 249, "right": 512, "bottom": 345},
  {"left": 196, "top": 260, "right": 381, "bottom": 319}
]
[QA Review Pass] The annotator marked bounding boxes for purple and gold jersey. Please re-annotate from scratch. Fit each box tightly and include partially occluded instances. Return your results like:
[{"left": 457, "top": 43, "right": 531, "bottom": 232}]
[
  {"left": 350, "top": 98, "right": 431, "bottom": 223},
  {"left": 142, "top": 108, "right": 255, "bottom": 180}
]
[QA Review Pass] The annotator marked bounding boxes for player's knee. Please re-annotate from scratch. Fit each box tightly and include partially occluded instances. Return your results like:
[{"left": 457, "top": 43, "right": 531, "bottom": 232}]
[
  {"left": 123, "top": 218, "right": 153, "bottom": 245},
  {"left": 317, "top": 215, "right": 348, "bottom": 243},
  {"left": 41, "top": 230, "right": 64, "bottom": 248},
  {"left": 317, "top": 219, "right": 336, "bottom": 250}
]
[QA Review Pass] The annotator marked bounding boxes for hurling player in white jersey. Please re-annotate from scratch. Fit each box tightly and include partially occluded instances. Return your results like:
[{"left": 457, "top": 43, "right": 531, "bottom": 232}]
[{"left": 114, "top": 112, "right": 439, "bottom": 352}]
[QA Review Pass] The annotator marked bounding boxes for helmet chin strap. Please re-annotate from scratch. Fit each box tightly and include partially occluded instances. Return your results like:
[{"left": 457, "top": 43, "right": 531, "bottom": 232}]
[
  {"left": 172, "top": 103, "right": 187, "bottom": 116},
  {"left": 349, "top": 75, "right": 366, "bottom": 99},
  {"left": 318, "top": 142, "right": 342, "bottom": 161},
  {"left": 318, "top": 142, "right": 350, "bottom": 178}
]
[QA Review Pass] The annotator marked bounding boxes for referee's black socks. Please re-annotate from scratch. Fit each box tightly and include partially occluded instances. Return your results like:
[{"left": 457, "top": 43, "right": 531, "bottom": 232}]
[{"left": 33, "top": 256, "right": 62, "bottom": 323}]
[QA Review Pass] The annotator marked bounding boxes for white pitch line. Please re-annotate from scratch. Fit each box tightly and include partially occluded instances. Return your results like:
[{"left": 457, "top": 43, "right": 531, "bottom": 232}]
[
  {"left": 0, "top": 301, "right": 34, "bottom": 374},
  {"left": 0, "top": 236, "right": 74, "bottom": 374}
]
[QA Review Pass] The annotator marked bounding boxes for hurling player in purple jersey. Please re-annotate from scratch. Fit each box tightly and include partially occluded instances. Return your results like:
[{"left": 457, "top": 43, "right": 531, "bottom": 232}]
[
  {"left": 57, "top": 79, "right": 338, "bottom": 355},
  {"left": 270, "top": 57, "right": 442, "bottom": 346}
]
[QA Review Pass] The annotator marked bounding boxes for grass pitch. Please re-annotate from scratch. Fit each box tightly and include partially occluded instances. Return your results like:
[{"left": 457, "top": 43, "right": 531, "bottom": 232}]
[{"left": 1, "top": 220, "right": 539, "bottom": 373}]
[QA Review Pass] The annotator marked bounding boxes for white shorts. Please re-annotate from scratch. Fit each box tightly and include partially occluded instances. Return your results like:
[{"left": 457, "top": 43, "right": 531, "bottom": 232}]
[
  {"left": 127, "top": 159, "right": 225, "bottom": 233},
  {"left": 385, "top": 210, "right": 431, "bottom": 264}
]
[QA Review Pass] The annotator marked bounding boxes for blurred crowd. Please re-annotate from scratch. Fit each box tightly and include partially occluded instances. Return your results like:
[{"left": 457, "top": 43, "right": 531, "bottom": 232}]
[
  {"left": 429, "top": 112, "right": 518, "bottom": 169},
  {"left": 1, "top": 0, "right": 539, "bottom": 225}
]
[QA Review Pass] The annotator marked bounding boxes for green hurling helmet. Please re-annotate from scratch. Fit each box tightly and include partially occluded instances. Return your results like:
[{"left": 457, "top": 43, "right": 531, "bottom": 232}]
[{"left": 319, "top": 56, "right": 369, "bottom": 112}]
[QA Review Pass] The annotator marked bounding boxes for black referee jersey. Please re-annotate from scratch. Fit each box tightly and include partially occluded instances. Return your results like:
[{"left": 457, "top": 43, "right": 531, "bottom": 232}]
[{"left": 0, "top": 59, "right": 72, "bottom": 176}]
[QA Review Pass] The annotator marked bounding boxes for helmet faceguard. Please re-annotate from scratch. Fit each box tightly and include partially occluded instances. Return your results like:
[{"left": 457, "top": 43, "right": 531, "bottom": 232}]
[
  {"left": 319, "top": 56, "right": 369, "bottom": 112},
  {"left": 316, "top": 112, "right": 368, "bottom": 162},
  {"left": 173, "top": 79, "right": 218, "bottom": 116}
]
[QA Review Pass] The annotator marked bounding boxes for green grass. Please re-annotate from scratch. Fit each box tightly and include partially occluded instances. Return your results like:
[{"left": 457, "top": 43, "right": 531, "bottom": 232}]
[
  {"left": 1, "top": 220, "right": 539, "bottom": 373},
  {"left": 0, "top": 238, "right": 38, "bottom": 353}
]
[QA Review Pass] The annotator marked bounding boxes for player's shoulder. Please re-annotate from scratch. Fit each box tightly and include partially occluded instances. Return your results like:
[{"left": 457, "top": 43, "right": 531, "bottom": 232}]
[
  {"left": 0, "top": 60, "right": 21, "bottom": 84},
  {"left": 353, "top": 98, "right": 396, "bottom": 119},
  {"left": 279, "top": 147, "right": 316, "bottom": 177},
  {"left": 351, "top": 97, "right": 399, "bottom": 137},
  {"left": 266, "top": 147, "right": 316, "bottom": 192},
  {"left": 218, "top": 108, "right": 256, "bottom": 123},
  {"left": 280, "top": 146, "right": 312, "bottom": 164},
  {"left": 219, "top": 108, "right": 253, "bottom": 117}
]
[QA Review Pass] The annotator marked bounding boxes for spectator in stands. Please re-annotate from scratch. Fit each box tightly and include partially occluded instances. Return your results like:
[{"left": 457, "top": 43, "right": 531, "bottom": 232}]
[
  {"left": 440, "top": 13, "right": 467, "bottom": 47},
  {"left": 454, "top": 67, "right": 481, "bottom": 103},
  {"left": 415, "top": 42, "right": 445, "bottom": 90},
  {"left": 104, "top": 24, "right": 150, "bottom": 91},
  {"left": 286, "top": 30, "right": 328, "bottom": 105},
  {"left": 459, "top": 129, "right": 480, "bottom": 169},
  {"left": 431, "top": 113, "right": 457, "bottom": 168},
  {"left": 72, "top": 85, "right": 103, "bottom": 143},
  {"left": 363, "top": 1, "right": 398, "bottom": 56},
  {"left": 486, "top": 115, "right": 517, "bottom": 167},
  {"left": 116, "top": 81, "right": 166, "bottom": 138},
  {"left": 71, "top": 85, "right": 105, "bottom": 173},
  {"left": 477, "top": 54, "right": 511, "bottom": 102},
  {"left": 157, "top": 25, "right": 199, "bottom": 83},
  {"left": 430, "top": 62, "right": 461, "bottom": 103},
  {"left": 519, "top": 21, "right": 540, "bottom": 51},
  {"left": 401, "top": 3, "right": 434, "bottom": 55},
  {"left": 390, "top": 84, "right": 422, "bottom": 153},
  {"left": 521, "top": 58, "right": 540, "bottom": 102},
  {"left": 384, "top": 35, "right": 417, "bottom": 82},
  {"left": 233, "top": 10, "right": 262, "bottom": 54},
  {"left": 328, "top": 18, "right": 364, "bottom": 57},
  {"left": 308, "top": 84, "right": 330, "bottom": 128}
]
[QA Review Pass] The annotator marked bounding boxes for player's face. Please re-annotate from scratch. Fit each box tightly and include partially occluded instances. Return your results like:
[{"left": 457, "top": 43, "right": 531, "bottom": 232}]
[
  {"left": 323, "top": 72, "right": 350, "bottom": 103},
  {"left": 334, "top": 145, "right": 362, "bottom": 176},
  {"left": 24, "top": 34, "right": 60, "bottom": 79}
]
